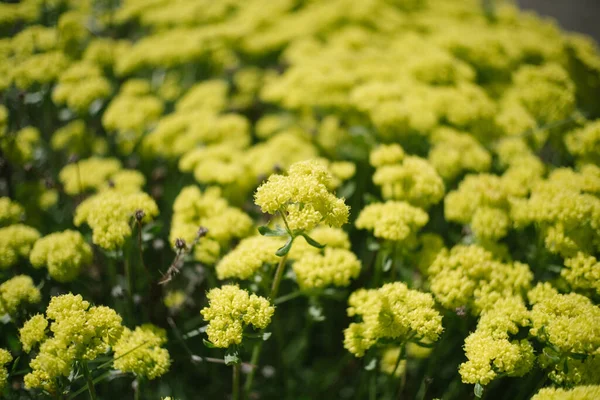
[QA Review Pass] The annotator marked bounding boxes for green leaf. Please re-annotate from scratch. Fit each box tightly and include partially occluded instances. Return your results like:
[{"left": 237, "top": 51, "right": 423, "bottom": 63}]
[
  {"left": 367, "top": 238, "right": 380, "bottom": 251},
  {"left": 364, "top": 357, "right": 377, "bottom": 371},
  {"left": 308, "top": 303, "right": 325, "bottom": 322},
  {"left": 382, "top": 257, "right": 393, "bottom": 272},
  {"left": 543, "top": 347, "right": 561, "bottom": 362},
  {"left": 301, "top": 233, "right": 325, "bottom": 249},
  {"left": 203, "top": 339, "right": 217, "bottom": 349},
  {"left": 258, "top": 225, "right": 287, "bottom": 237},
  {"left": 224, "top": 347, "right": 240, "bottom": 366},
  {"left": 474, "top": 382, "right": 484, "bottom": 398},
  {"left": 337, "top": 181, "right": 356, "bottom": 199},
  {"left": 570, "top": 353, "right": 588, "bottom": 361},
  {"left": 276, "top": 236, "right": 294, "bottom": 256}
]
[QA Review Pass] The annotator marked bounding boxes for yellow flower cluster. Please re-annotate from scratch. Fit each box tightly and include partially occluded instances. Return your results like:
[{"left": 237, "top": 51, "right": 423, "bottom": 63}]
[
  {"left": 102, "top": 80, "right": 164, "bottom": 154},
  {"left": 528, "top": 283, "right": 600, "bottom": 386},
  {"left": 428, "top": 245, "right": 533, "bottom": 314},
  {"left": 52, "top": 62, "right": 112, "bottom": 113},
  {"left": 565, "top": 120, "right": 600, "bottom": 164},
  {"left": 510, "top": 165, "right": 600, "bottom": 257},
  {"left": 532, "top": 385, "right": 600, "bottom": 400},
  {"left": 30, "top": 230, "right": 93, "bottom": 282},
  {"left": 0, "top": 224, "right": 40, "bottom": 269},
  {"left": 444, "top": 163, "right": 545, "bottom": 241},
  {"left": 292, "top": 247, "right": 361, "bottom": 290},
  {"left": 370, "top": 144, "right": 445, "bottom": 208},
  {"left": 380, "top": 347, "right": 406, "bottom": 377},
  {"left": 59, "top": 157, "right": 121, "bottom": 195},
  {"left": 0, "top": 197, "right": 24, "bottom": 226},
  {"left": 1, "top": 126, "right": 41, "bottom": 166},
  {"left": 201, "top": 285, "right": 275, "bottom": 348},
  {"left": 74, "top": 190, "right": 159, "bottom": 250},
  {"left": 170, "top": 186, "right": 253, "bottom": 264},
  {"left": 0, "top": 275, "right": 41, "bottom": 316},
  {"left": 459, "top": 298, "right": 535, "bottom": 386},
  {"left": 428, "top": 127, "right": 491, "bottom": 182},
  {"left": 216, "top": 236, "right": 281, "bottom": 281},
  {"left": 563, "top": 253, "right": 600, "bottom": 296},
  {"left": 113, "top": 324, "right": 171, "bottom": 380},
  {"left": 254, "top": 160, "right": 349, "bottom": 232},
  {"left": 355, "top": 201, "right": 428, "bottom": 243},
  {"left": 344, "top": 282, "right": 443, "bottom": 357},
  {"left": 22, "top": 294, "right": 123, "bottom": 393},
  {"left": 0, "top": 348, "right": 11, "bottom": 392}
]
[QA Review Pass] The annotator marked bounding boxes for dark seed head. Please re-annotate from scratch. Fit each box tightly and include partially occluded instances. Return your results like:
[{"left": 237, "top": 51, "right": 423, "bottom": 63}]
[
  {"left": 197, "top": 226, "right": 209, "bottom": 239},
  {"left": 175, "top": 238, "right": 187, "bottom": 250},
  {"left": 135, "top": 209, "right": 145, "bottom": 221}
]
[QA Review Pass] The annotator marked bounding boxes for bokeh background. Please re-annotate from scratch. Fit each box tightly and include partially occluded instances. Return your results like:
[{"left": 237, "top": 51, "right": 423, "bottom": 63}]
[{"left": 520, "top": 0, "right": 600, "bottom": 42}]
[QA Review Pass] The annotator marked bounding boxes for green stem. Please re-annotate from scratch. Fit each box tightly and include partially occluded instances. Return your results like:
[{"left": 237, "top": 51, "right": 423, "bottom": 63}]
[
  {"left": 270, "top": 252, "right": 289, "bottom": 300},
  {"left": 274, "top": 290, "right": 302, "bottom": 305},
  {"left": 81, "top": 361, "right": 97, "bottom": 400},
  {"left": 232, "top": 363, "right": 241, "bottom": 400},
  {"left": 244, "top": 252, "right": 289, "bottom": 397},
  {"left": 243, "top": 340, "right": 262, "bottom": 398},
  {"left": 369, "top": 370, "right": 377, "bottom": 400}
]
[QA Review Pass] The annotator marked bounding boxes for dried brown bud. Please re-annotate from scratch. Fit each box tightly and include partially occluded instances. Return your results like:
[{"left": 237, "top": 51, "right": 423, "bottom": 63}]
[
  {"left": 175, "top": 238, "right": 187, "bottom": 250},
  {"left": 197, "top": 226, "right": 209, "bottom": 239},
  {"left": 135, "top": 209, "right": 145, "bottom": 221}
]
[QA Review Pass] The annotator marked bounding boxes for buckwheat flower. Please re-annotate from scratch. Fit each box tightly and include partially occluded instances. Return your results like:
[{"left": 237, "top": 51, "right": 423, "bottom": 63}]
[
  {"left": 164, "top": 290, "right": 186, "bottom": 310},
  {"left": 371, "top": 146, "right": 445, "bottom": 209},
  {"left": 0, "top": 224, "right": 40, "bottom": 269},
  {"left": 51, "top": 120, "right": 89, "bottom": 155},
  {"left": 531, "top": 385, "right": 600, "bottom": 400},
  {"left": 528, "top": 283, "right": 600, "bottom": 356},
  {"left": 509, "top": 63, "right": 576, "bottom": 124},
  {"left": 428, "top": 127, "right": 491, "bottom": 181},
  {"left": 176, "top": 79, "right": 229, "bottom": 113},
  {"left": 565, "top": 120, "right": 600, "bottom": 164},
  {"left": 459, "top": 298, "right": 535, "bottom": 386},
  {"left": 380, "top": 347, "right": 406, "bottom": 377},
  {"left": 470, "top": 207, "right": 510, "bottom": 241},
  {"left": 562, "top": 252, "right": 600, "bottom": 295},
  {"left": 411, "top": 233, "right": 446, "bottom": 275},
  {"left": 102, "top": 82, "right": 164, "bottom": 154},
  {"left": 12, "top": 51, "right": 70, "bottom": 89},
  {"left": 216, "top": 236, "right": 282, "bottom": 280},
  {"left": 344, "top": 282, "right": 443, "bottom": 357},
  {"left": 170, "top": 186, "right": 253, "bottom": 263},
  {"left": 30, "top": 230, "right": 93, "bottom": 282},
  {"left": 59, "top": 157, "right": 122, "bottom": 195},
  {"left": 245, "top": 131, "right": 318, "bottom": 177},
  {"left": 20, "top": 314, "right": 48, "bottom": 353},
  {"left": 254, "top": 159, "right": 349, "bottom": 232},
  {"left": 52, "top": 62, "right": 112, "bottom": 113},
  {"left": 355, "top": 201, "right": 428, "bottom": 243},
  {"left": 528, "top": 283, "right": 600, "bottom": 386},
  {"left": 0, "top": 348, "right": 11, "bottom": 392},
  {"left": 100, "top": 170, "right": 146, "bottom": 193},
  {"left": 1, "top": 126, "right": 41, "bottom": 165},
  {"left": 24, "top": 294, "right": 123, "bottom": 392},
  {"left": 429, "top": 245, "right": 533, "bottom": 315},
  {"left": 510, "top": 167, "right": 600, "bottom": 257},
  {"left": 201, "top": 285, "right": 275, "bottom": 348},
  {"left": 0, "top": 275, "right": 41, "bottom": 316},
  {"left": 293, "top": 247, "right": 361, "bottom": 290},
  {"left": 113, "top": 324, "right": 171, "bottom": 380},
  {"left": 0, "top": 197, "right": 24, "bottom": 226},
  {"left": 74, "top": 190, "right": 159, "bottom": 250}
]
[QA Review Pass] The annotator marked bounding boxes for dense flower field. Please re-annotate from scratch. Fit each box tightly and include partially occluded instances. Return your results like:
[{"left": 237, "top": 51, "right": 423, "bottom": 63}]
[{"left": 1, "top": 0, "right": 600, "bottom": 399}]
